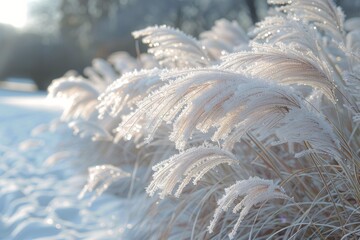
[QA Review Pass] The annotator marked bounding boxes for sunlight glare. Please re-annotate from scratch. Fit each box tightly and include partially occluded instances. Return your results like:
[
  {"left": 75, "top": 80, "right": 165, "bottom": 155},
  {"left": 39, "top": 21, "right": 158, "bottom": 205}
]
[{"left": 0, "top": 0, "right": 28, "bottom": 28}]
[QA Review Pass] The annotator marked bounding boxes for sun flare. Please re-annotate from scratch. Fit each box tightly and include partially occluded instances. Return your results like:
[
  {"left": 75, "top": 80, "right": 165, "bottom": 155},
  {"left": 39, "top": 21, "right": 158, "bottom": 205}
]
[{"left": 0, "top": 0, "right": 28, "bottom": 28}]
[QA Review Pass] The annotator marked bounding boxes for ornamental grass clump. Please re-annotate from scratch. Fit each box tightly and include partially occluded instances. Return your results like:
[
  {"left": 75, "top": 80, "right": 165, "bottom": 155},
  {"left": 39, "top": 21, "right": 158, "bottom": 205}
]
[{"left": 47, "top": 0, "right": 360, "bottom": 238}]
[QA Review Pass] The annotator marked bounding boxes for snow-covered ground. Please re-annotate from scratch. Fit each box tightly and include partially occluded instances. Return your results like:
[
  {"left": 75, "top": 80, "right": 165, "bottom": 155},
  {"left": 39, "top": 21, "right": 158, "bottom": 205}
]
[{"left": 0, "top": 89, "right": 132, "bottom": 239}]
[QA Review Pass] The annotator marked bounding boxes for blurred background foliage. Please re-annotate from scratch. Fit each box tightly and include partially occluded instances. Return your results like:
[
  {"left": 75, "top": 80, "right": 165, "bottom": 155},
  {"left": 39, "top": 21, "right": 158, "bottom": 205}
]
[{"left": 0, "top": 0, "right": 359, "bottom": 90}]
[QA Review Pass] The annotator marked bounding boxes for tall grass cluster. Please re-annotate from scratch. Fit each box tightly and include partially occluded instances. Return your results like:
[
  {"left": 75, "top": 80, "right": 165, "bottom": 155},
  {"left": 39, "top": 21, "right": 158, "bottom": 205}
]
[{"left": 46, "top": 0, "right": 360, "bottom": 238}]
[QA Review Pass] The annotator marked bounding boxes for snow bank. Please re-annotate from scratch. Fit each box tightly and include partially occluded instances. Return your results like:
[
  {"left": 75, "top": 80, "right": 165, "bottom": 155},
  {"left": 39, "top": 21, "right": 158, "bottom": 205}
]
[{"left": 0, "top": 89, "right": 133, "bottom": 239}]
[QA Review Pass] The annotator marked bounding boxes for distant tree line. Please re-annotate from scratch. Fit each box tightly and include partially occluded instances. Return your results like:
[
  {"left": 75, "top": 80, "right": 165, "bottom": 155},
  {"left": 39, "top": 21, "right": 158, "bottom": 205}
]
[{"left": 0, "top": 0, "right": 358, "bottom": 90}]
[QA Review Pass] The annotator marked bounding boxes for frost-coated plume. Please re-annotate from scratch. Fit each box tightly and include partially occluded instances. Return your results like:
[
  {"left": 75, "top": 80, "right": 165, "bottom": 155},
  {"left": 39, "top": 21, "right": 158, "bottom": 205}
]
[
  {"left": 79, "top": 164, "right": 131, "bottom": 205},
  {"left": 208, "top": 177, "right": 289, "bottom": 239},
  {"left": 250, "top": 16, "right": 321, "bottom": 53},
  {"left": 98, "top": 68, "right": 163, "bottom": 120},
  {"left": 268, "top": 0, "right": 345, "bottom": 41},
  {"left": 147, "top": 145, "right": 238, "bottom": 198},
  {"left": 133, "top": 25, "right": 211, "bottom": 68},
  {"left": 273, "top": 109, "right": 341, "bottom": 159},
  {"left": 220, "top": 42, "right": 336, "bottom": 101},
  {"left": 68, "top": 120, "right": 113, "bottom": 141},
  {"left": 48, "top": 75, "right": 101, "bottom": 121}
]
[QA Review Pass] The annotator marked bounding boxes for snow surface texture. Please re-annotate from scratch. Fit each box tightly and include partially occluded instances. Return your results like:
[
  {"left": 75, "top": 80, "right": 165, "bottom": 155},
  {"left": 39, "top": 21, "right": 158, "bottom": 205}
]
[{"left": 0, "top": 90, "right": 132, "bottom": 239}]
